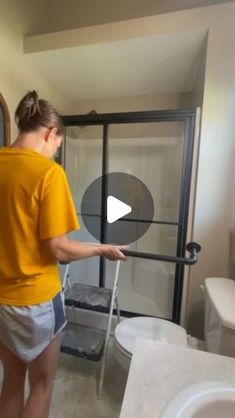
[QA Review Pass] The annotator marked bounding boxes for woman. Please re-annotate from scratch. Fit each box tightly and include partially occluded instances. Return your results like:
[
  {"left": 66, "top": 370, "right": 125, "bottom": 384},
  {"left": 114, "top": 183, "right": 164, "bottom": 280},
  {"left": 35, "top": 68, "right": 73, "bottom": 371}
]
[{"left": 0, "top": 90, "right": 127, "bottom": 418}]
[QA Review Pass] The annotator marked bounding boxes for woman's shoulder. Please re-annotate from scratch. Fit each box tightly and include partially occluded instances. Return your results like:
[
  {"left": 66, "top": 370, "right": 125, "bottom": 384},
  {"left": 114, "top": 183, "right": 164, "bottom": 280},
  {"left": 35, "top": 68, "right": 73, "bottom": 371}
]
[{"left": 41, "top": 160, "right": 66, "bottom": 183}]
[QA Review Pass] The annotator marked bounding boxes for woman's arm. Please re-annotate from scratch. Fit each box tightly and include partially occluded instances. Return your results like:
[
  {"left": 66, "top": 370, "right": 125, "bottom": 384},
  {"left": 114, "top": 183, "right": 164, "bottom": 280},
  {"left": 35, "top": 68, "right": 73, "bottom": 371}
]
[{"left": 43, "top": 234, "right": 127, "bottom": 262}]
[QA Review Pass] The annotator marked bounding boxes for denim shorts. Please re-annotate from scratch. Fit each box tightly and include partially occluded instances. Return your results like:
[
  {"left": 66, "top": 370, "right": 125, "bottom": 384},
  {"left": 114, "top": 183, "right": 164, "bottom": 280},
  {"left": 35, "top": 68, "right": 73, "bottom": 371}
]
[{"left": 0, "top": 291, "right": 67, "bottom": 363}]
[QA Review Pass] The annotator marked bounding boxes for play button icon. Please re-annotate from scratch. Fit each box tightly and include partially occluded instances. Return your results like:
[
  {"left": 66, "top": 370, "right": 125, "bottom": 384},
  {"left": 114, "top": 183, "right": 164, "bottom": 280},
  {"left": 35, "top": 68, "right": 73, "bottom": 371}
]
[
  {"left": 81, "top": 172, "right": 154, "bottom": 245},
  {"left": 107, "top": 196, "right": 132, "bottom": 224}
]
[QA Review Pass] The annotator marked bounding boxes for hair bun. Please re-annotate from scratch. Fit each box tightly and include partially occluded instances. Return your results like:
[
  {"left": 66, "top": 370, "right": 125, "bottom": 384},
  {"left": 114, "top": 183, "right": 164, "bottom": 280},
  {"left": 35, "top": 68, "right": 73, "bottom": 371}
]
[
  {"left": 24, "top": 97, "right": 35, "bottom": 108},
  {"left": 15, "top": 90, "right": 41, "bottom": 130},
  {"left": 23, "top": 90, "right": 40, "bottom": 118},
  {"left": 14, "top": 90, "right": 64, "bottom": 136}
]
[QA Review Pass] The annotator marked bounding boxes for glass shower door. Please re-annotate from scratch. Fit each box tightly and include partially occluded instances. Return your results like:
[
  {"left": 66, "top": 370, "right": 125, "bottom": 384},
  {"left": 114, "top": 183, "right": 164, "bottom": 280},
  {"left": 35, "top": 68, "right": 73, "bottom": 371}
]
[
  {"left": 105, "top": 121, "right": 185, "bottom": 319},
  {"left": 64, "top": 125, "right": 103, "bottom": 287},
  {"left": 62, "top": 109, "right": 196, "bottom": 322}
]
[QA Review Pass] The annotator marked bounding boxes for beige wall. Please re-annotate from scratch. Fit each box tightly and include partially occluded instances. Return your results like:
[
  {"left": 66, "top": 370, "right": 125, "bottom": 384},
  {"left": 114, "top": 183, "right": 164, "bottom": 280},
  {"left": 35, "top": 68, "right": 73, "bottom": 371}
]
[
  {"left": 192, "top": 35, "right": 208, "bottom": 107},
  {"left": 0, "top": 9, "right": 72, "bottom": 140},
  {"left": 186, "top": 6, "right": 235, "bottom": 337},
  {"left": 70, "top": 93, "right": 193, "bottom": 115}
]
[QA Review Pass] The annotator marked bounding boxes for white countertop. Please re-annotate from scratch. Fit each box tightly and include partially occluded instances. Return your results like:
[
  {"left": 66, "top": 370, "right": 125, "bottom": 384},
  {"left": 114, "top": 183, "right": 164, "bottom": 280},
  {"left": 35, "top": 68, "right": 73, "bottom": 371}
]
[{"left": 120, "top": 339, "right": 235, "bottom": 418}]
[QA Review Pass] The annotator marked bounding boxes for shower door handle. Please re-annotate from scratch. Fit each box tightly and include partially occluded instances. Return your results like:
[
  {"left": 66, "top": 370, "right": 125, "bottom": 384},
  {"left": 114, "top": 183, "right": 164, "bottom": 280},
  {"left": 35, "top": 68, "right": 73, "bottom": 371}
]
[
  {"left": 122, "top": 241, "right": 201, "bottom": 265},
  {"left": 60, "top": 241, "right": 201, "bottom": 266}
]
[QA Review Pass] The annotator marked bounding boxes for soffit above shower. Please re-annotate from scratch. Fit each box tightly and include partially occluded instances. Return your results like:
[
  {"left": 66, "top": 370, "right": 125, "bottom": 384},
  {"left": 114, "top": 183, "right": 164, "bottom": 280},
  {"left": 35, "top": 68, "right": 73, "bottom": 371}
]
[
  {"left": 20, "top": 0, "right": 233, "bottom": 36},
  {"left": 25, "top": 29, "right": 207, "bottom": 101}
]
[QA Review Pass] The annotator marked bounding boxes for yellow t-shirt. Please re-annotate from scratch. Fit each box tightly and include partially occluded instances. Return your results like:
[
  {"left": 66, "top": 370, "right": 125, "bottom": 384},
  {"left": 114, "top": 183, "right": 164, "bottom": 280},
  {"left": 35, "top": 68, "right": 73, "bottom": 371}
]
[{"left": 0, "top": 147, "right": 79, "bottom": 305}]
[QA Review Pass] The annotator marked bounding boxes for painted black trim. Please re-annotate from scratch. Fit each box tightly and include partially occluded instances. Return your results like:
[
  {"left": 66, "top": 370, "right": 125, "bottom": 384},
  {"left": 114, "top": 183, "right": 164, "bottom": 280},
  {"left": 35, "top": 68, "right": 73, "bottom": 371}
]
[
  {"left": 78, "top": 213, "right": 179, "bottom": 226},
  {"left": 172, "top": 116, "right": 196, "bottom": 323},
  {"left": 62, "top": 109, "right": 196, "bottom": 126},
  {"left": 99, "top": 124, "right": 109, "bottom": 287}
]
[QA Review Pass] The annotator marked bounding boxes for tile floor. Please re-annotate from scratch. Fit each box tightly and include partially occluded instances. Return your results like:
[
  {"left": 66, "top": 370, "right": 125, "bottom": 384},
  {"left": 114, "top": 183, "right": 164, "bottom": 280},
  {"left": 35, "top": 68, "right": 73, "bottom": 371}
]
[
  {"left": 0, "top": 336, "right": 206, "bottom": 418},
  {"left": 49, "top": 341, "right": 128, "bottom": 418},
  {"left": 0, "top": 338, "right": 128, "bottom": 418}
]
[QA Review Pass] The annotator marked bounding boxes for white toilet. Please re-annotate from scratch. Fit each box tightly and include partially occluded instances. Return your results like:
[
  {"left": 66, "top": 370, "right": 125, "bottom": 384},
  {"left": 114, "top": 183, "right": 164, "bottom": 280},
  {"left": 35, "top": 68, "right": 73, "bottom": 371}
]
[
  {"left": 204, "top": 277, "right": 235, "bottom": 357},
  {"left": 114, "top": 316, "right": 188, "bottom": 371}
]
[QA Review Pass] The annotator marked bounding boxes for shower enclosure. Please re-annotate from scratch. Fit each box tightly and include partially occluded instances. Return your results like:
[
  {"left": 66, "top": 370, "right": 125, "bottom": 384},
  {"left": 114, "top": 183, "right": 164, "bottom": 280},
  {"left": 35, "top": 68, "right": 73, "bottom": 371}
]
[{"left": 61, "top": 109, "right": 197, "bottom": 323}]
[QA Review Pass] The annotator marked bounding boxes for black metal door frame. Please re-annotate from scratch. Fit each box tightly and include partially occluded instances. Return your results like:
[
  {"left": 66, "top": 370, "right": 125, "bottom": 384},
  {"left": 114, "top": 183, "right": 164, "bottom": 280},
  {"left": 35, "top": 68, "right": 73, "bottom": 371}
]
[{"left": 62, "top": 109, "right": 196, "bottom": 323}]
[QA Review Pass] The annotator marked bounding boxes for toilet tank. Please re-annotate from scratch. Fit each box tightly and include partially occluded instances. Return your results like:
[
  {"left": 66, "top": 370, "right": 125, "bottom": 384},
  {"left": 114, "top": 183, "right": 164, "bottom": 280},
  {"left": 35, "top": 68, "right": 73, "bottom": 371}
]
[{"left": 204, "top": 277, "right": 235, "bottom": 357}]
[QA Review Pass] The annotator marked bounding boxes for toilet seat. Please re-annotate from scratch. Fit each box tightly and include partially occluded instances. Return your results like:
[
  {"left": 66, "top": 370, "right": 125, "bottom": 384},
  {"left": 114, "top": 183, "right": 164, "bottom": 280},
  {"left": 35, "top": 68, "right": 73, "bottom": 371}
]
[{"left": 114, "top": 316, "right": 188, "bottom": 358}]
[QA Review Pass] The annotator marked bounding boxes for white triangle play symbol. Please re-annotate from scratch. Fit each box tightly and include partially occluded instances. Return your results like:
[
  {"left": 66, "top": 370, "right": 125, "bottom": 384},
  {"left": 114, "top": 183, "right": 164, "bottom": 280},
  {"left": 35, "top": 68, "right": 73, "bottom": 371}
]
[{"left": 107, "top": 195, "right": 132, "bottom": 224}]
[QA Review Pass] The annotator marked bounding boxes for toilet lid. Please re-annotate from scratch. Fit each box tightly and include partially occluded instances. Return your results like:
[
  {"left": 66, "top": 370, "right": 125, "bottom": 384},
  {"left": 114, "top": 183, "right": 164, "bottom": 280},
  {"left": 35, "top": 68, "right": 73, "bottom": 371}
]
[
  {"left": 205, "top": 277, "right": 235, "bottom": 330},
  {"left": 114, "top": 317, "right": 187, "bottom": 356}
]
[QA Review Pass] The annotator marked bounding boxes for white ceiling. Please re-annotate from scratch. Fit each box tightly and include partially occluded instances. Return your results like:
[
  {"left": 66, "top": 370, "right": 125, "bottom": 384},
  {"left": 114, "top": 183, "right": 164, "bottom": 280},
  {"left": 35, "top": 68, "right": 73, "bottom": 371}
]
[{"left": 26, "top": 30, "right": 207, "bottom": 100}]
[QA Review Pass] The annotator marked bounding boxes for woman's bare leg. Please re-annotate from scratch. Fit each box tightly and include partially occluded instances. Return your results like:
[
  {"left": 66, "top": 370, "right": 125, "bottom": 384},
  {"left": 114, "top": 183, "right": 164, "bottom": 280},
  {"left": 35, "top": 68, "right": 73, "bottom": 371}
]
[
  {"left": 0, "top": 341, "right": 27, "bottom": 418},
  {"left": 21, "top": 334, "right": 61, "bottom": 418}
]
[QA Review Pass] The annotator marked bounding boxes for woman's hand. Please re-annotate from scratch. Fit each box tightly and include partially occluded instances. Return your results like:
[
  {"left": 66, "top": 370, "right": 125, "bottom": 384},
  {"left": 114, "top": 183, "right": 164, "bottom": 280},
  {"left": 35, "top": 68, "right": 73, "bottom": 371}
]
[
  {"left": 44, "top": 234, "right": 128, "bottom": 262},
  {"left": 100, "top": 244, "right": 129, "bottom": 261}
]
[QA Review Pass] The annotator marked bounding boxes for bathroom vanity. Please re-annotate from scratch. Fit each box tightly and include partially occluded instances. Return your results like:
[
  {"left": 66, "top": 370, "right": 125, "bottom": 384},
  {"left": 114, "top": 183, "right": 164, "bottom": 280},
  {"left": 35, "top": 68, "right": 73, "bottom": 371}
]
[{"left": 120, "top": 339, "right": 235, "bottom": 418}]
